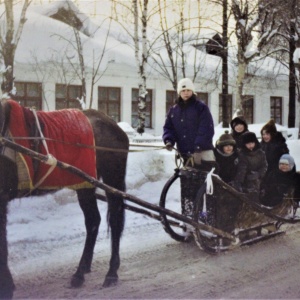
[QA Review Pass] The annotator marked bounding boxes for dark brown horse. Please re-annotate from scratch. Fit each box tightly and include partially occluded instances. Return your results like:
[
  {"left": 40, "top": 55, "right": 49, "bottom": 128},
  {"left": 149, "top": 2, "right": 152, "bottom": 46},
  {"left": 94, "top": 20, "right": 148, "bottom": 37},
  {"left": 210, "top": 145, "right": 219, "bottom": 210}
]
[{"left": 0, "top": 99, "right": 129, "bottom": 299}]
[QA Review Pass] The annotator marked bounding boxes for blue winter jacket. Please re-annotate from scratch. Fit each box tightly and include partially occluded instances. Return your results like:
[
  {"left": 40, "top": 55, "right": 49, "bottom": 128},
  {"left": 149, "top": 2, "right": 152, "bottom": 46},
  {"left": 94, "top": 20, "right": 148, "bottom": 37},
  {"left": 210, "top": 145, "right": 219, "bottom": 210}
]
[{"left": 163, "top": 95, "right": 214, "bottom": 156}]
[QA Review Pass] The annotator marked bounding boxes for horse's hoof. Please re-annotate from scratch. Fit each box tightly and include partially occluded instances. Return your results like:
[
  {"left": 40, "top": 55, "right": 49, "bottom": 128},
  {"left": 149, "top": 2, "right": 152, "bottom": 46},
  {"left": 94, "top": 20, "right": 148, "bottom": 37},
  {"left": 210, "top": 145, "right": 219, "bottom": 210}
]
[
  {"left": 70, "top": 274, "right": 84, "bottom": 288},
  {"left": 102, "top": 276, "right": 118, "bottom": 288}
]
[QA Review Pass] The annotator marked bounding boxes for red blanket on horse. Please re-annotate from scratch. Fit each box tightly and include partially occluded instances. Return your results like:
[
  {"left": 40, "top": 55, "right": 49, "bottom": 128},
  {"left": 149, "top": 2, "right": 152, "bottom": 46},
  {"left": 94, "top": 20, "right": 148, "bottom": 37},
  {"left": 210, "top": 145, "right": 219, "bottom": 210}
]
[{"left": 7, "top": 100, "right": 97, "bottom": 190}]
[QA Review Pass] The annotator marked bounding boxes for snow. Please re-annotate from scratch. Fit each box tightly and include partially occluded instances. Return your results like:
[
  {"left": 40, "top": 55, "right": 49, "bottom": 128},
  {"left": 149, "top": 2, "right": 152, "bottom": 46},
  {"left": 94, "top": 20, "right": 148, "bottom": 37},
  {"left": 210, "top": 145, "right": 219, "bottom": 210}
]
[
  {"left": 1, "top": 0, "right": 288, "bottom": 79},
  {"left": 7, "top": 123, "right": 300, "bottom": 250}
]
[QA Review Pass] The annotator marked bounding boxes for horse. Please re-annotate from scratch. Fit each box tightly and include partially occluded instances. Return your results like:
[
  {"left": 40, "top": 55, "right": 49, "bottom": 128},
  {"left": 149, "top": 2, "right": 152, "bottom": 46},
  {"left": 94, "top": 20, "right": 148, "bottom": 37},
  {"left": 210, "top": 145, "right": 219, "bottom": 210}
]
[{"left": 0, "top": 99, "right": 129, "bottom": 299}]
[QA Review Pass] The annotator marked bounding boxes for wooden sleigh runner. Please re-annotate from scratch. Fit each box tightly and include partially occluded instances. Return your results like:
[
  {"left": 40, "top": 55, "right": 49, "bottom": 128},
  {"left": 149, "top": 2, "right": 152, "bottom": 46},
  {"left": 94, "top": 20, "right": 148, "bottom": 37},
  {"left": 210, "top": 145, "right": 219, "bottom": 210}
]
[{"left": 2, "top": 136, "right": 300, "bottom": 255}]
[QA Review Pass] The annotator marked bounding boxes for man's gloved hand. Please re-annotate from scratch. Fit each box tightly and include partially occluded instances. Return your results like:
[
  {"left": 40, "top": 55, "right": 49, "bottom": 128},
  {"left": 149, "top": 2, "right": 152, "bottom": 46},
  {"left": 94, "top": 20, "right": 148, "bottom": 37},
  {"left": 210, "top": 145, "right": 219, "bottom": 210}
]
[
  {"left": 165, "top": 142, "right": 173, "bottom": 151},
  {"left": 193, "top": 152, "right": 202, "bottom": 165}
]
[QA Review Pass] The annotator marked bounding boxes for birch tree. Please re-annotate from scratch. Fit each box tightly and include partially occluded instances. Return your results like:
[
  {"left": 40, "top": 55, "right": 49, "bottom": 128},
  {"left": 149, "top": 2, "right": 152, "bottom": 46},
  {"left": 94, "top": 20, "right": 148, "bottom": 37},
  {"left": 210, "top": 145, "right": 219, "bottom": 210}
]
[
  {"left": 231, "top": 0, "right": 281, "bottom": 116},
  {"left": 0, "top": 0, "right": 31, "bottom": 98},
  {"left": 133, "top": 0, "right": 148, "bottom": 134},
  {"left": 111, "top": 0, "right": 152, "bottom": 134}
]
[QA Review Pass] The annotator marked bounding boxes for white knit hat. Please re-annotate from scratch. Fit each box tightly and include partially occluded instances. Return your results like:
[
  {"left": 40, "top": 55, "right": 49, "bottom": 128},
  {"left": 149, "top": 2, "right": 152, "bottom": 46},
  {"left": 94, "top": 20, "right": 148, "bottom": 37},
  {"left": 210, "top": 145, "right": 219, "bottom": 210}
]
[
  {"left": 279, "top": 154, "right": 295, "bottom": 170},
  {"left": 177, "top": 78, "right": 195, "bottom": 94}
]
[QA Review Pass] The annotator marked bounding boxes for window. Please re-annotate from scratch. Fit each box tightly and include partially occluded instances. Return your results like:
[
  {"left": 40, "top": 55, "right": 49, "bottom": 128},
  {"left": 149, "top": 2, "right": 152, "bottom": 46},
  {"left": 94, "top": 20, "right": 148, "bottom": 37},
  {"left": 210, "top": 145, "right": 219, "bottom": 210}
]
[
  {"left": 270, "top": 96, "right": 282, "bottom": 124},
  {"left": 219, "top": 94, "right": 232, "bottom": 124},
  {"left": 98, "top": 87, "right": 121, "bottom": 122},
  {"left": 55, "top": 84, "right": 82, "bottom": 110},
  {"left": 14, "top": 82, "right": 42, "bottom": 109},
  {"left": 166, "top": 90, "right": 177, "bottom": 114},
  {"left": 242, "top": 95, "right": 254, "bottom": 124},
  {"left": 198, "top": 92, "right": 208, "bottom": 106},
  {"left": 132, "top": 89, "right": 152, "bottom": 128}
]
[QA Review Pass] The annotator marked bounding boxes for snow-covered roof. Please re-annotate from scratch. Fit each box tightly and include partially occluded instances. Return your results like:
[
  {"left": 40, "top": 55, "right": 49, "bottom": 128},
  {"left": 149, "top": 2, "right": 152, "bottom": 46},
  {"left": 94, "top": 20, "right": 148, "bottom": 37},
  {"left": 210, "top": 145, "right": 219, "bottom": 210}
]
[{"left": 0, "top": 0, "right": 290, "bottom": 79}]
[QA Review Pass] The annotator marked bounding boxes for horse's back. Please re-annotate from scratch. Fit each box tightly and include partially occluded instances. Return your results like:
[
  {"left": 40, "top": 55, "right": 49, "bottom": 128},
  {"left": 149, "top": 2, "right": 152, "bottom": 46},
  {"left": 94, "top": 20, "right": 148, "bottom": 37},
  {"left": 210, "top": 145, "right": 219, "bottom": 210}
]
[
  {"left": 83, "top": 109, "right": 129, "bottom": 149},
  {"left": 83, "top": 109, "right": 129, "bottom": 189}
]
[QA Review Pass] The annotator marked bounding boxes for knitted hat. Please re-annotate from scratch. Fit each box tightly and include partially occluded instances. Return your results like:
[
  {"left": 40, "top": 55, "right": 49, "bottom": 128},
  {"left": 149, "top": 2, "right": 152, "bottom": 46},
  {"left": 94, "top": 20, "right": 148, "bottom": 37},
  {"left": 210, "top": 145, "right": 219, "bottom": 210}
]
[
  {"left": 177, "top": 78, "right": 195, "bottom": 94},
  {"left": 279, "top": 154, "right": 295, "bottom": 170},
  {"left": 261, "top": 119, "right": 277, "bottom": 137},
  {"left": 241, "top": 131, "right": 258, "bottom": 145},
  {"left": 230, "top": 116, "right": 248, "bottom": 131},
  {"left": 217, "top": 130, "right": 236, "bottom": 147}
]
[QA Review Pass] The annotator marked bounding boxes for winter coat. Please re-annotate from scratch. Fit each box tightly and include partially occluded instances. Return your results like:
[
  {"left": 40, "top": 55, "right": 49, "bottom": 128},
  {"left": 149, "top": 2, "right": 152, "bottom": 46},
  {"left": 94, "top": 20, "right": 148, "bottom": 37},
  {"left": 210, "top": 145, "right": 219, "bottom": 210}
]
[
  {"left": 293, "top": 172, "right": 300, "bottom": 204},
  {"left": 260, "top": 131, "right": 289, "bottom": 174},
  {"left": 234, "top": 143, "right": 268, "bottom": 195},
  {"left": 214, "top": 148, "right": 239, "bottom": 183},
  {"left": 163, "top": 95, "right": 214, "bottom": 156},
  {"left": 231, "top": 130, "right": 249, "bottom": 152},
  {"left": 260, "top": 168, "right": 298, "bottom": 207}
]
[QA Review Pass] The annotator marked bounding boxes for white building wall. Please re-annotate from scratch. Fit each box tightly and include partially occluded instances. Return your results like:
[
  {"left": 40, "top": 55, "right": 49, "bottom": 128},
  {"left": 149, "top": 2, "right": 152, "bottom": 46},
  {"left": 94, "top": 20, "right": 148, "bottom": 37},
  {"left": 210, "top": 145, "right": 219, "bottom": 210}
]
[{"left": 10, "top": 60, "right": 299, "bottom": 137}]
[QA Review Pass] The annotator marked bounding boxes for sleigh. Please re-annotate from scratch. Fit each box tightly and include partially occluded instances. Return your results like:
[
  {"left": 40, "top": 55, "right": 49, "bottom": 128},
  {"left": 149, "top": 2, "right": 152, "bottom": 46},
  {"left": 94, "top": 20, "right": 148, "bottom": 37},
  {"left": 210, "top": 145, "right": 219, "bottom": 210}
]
[
  {"left": 159, "top": 166, "right": 299, "bottom": 253},
  {"left": 1, "top": 137, "right": 300, "bottom": 255}
]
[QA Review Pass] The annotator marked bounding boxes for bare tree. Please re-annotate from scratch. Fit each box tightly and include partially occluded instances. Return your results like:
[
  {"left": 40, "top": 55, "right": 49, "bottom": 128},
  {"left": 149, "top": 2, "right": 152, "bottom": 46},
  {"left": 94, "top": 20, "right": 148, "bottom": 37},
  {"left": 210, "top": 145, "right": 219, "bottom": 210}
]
[
  {"left": 150, "top": 0, "right": 207, "bottom": 91},
  {"left": 262, "top": 0, "right": 300, "bottom": 127},
  {"left": 110, "top": 0, "right": 153, "bottom": 134},
  {"left": 133, "top": 0, "right": 148, "bottom": 134},
  {"left": 0, "top": 0, "right": 31, "bottom": 97},
  {"left": 46, "top": 1, "right": 111, "bottom": 109},
  {"left": 230, "top": 0, "right": 281, "bottom": 116}
]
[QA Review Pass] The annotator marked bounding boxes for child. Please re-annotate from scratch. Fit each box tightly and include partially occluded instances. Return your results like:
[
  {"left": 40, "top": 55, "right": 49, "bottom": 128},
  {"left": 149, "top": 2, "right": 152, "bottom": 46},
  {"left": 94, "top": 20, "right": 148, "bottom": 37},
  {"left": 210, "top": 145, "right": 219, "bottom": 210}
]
[
  {"left": 260, "top": 119, "right": 289, "bottom": 175},
  {"left": 260, "top": 154, "right": 299, "bottom": 207},
  {"left": 230, "top": 116, "right": 249, "bottom": 151},
  {"left": 214, "top": 130, "right": 239, "bottom": 183},
  {"left": 232, "top": 132, "right": 267, "bottom": 201}
]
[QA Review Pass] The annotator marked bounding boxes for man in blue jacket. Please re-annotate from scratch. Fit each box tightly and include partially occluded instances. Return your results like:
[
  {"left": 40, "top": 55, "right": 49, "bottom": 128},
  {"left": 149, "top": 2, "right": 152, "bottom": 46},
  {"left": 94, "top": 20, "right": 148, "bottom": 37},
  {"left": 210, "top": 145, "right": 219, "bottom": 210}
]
[
  {"left": 163, "top": 77, "right": 215, "bottom": 166},
  {"left": 163, "top": 78, "right": 215, "bottom": 225}
]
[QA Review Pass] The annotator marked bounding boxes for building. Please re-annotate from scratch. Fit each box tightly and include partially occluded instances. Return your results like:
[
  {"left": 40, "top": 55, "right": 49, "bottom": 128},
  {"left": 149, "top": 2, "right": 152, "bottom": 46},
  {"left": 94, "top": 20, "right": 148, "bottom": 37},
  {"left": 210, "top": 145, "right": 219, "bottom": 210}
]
[{"left": 2, "top": 0, "right": 298, "bottom": 137}]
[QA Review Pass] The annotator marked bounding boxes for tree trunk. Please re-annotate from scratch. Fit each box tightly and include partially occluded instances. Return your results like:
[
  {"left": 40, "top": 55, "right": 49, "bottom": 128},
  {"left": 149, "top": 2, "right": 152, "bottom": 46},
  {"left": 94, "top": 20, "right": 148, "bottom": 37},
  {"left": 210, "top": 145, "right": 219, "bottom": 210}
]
[
  {"left": 288, "top": 0, "right": 296, "bottom": 128},
  {"left": 235, "top": 59, "right": 247, "bottom": 116},
  {"left": 222, "top": 0, "right": 229, "bottom": 127},
  {"left": 1, "top": 0, "right": 30, "bottom": 97}
]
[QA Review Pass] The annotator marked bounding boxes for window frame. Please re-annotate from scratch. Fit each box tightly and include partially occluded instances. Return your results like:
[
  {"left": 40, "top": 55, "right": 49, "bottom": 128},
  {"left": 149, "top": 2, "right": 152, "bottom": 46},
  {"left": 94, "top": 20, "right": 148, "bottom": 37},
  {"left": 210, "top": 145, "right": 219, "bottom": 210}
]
[
  {"left": 55, "top": 84, "right": 82, "bottom": 110},
  {"left": 242, "top": 95, "right": 254, "bottom": 124},
  {"left": 98, "top": 86, "right": 121, "bottom": 122},
  {"left": 131, "top": 88, "right": 152, "bottom": 128},
  {"left": 270, "top": 96, "right": 282, "bottom": 124},
  {"left": 14, "top": 81, "right": 42, "bottom": 109}
]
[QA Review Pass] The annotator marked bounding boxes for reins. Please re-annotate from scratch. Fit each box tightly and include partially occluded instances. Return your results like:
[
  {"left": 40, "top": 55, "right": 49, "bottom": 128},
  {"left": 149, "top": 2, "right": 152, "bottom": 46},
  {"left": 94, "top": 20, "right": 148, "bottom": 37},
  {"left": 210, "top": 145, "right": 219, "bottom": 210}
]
[{"left": 7, "top": 136, "right": 168, "bottom": 153}]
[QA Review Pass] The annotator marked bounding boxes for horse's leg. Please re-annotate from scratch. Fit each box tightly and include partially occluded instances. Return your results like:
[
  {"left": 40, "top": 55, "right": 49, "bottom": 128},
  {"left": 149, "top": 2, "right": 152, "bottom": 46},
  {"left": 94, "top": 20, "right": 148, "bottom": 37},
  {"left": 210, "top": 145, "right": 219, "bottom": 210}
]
[
  {"left": 71, "top": 188, "right": 100, "bottom": 288},
  {"left": 99, "top": 158, "right": 126, "bottom": 287},
  {"left": 0, "top": 199, "right": 15, "bottom": 299},
  {"left": 102, "top": 191, "right": 125, "bottom": 287}
]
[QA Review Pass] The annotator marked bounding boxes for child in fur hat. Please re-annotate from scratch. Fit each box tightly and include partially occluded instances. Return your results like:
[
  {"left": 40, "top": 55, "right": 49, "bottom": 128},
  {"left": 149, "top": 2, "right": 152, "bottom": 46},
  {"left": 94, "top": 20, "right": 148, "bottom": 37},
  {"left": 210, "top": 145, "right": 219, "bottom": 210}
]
[
  {"left": 232, "top": 132, "right": 268, "bottom": 201},
  {"left": 260, "top": 154, "right": 300, "bottom": 207},
  {"left": 214, "top": 130, "right": 239, "bottom": 183},
  {"left": 260, "top": 119, "right": 289, "bottom": 175},
  {"left": 230, "top": 116, "right": 249, "bottom": 151}
]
